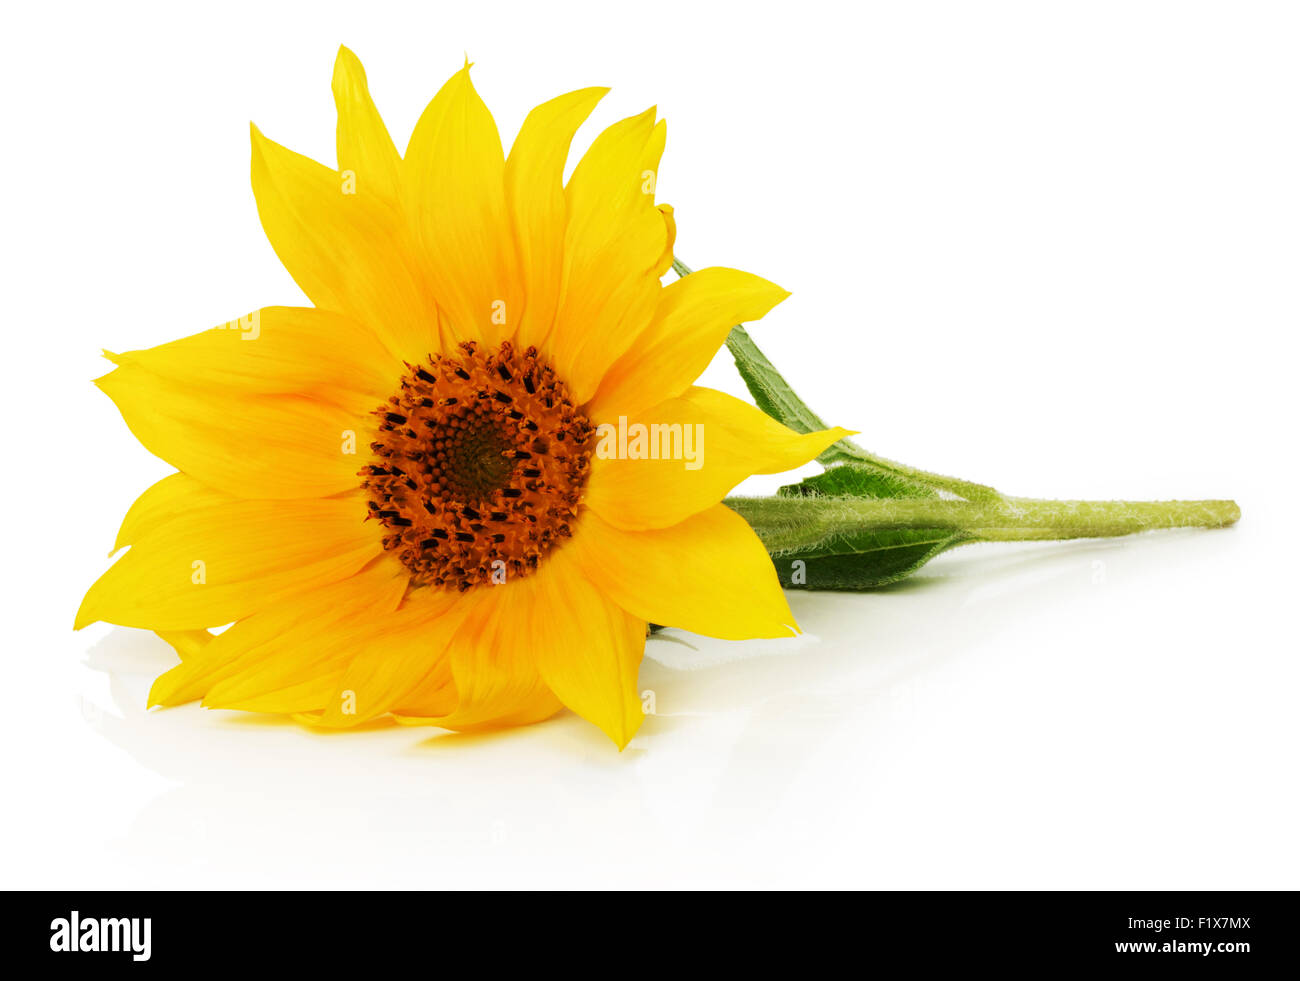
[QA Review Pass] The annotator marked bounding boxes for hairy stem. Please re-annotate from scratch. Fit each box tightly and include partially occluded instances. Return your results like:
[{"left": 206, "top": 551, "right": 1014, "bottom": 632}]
[
  {"left": 675, "top": 251, "right": 1239, "bottom": 571},
  {"left": 726, "top": 495, "right": 1241, "bottom": 555}
]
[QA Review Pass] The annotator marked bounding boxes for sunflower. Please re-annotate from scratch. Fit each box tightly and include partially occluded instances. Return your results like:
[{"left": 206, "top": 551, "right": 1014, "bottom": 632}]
[{"left": 75, "top": 48, "right": 848, "bottom": 748}]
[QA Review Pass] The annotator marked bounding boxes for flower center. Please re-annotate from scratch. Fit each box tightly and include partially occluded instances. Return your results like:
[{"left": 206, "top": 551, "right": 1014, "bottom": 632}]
[{"left": 362, "top": 341, "right": 593, "bottom": 590}]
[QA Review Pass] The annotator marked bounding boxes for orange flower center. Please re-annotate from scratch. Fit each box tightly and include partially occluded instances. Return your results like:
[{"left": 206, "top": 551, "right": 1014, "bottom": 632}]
[{"left": 362, "top": 341, "right": 593, "bottom": 590}]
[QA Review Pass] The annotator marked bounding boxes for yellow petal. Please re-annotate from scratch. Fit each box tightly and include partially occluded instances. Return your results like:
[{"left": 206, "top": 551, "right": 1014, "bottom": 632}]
[
  {"left": 392, "top": 573, "right": 562, "bottom": 731},
  {"left": 504, "top": 86, "right": 608, "bottom": 353},
  {"left": 154, "top": 629, "right": 213, "bottom": 663},
  {"left": 547, "top": 110, "right": 671, "bottom": 404},
  {"left": 107, "top": 306, "right": 395, "bottom": 404},
  {"left": 192, "top": 561, "right": 410, "bottom": 712},
  {"left": 654, "top": 203, "right": 677, "bottom": 278},
  {"left": 332, "top": 45, "right": 402, "bottom": 204},
  {"left": 529, "top": 546, "right": 647, "bottom": 749},
  {"left": 114, "top": 472, "right": 232, "bottom": 553},
  {"left": 570, "top": 505, "right": 798, "bottom": 639},
  {"left": 584, "top": 386, "right": 852, "bottom": 530},
  {"left": 150, "top": 555, "right": 407, "bottom": 708},
  {"left": 76, "top": 485, "right": 383, "bottom": 631},
  {"left": 404, "top": 63, "right": 517, "bottom": 348},
  {"left": 399, "top": 548, "right": 646, "bottom": 748},
  {"left": 312, "top": 587, "right": 471, "bottom": 727},
  {"left": 590, "top": 267, "right": 789, "bottom": 418},
  {"left": 96, "top": 360, "right": 372, "bottom": 500},
  {"left": 250, "top": 124, "right": 438, "bottom": 361}
]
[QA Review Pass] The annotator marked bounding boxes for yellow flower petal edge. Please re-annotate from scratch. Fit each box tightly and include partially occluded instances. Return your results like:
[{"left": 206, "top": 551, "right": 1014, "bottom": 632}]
[
  {"left": 590, "top": 266, "right": 791, "bottom": 418},
  {"left": 77, "top": 483, "right": 384, "bottom": 632},
  {"left": 505, "top": 86, "right": 609, "bottom": 354},
  {"left": 77, "top": 48, "right": 848, "bottom": 749},
  {"left": 403, "top": 60, "right": 517, "bottom": 350},
  {"left": 569, "top": 505, "right": 800, "bottom": 641},
  {"left": 584, "top": 386, "right": 853, "bottom": 531},
  {"left": 332, "top": 45, "right": 402, "bottom": 204}
]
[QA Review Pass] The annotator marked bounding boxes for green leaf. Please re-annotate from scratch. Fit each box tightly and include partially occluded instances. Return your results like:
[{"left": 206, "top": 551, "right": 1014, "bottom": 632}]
[
  {"left": 679, "top": 260, "right": 1000, "bottom": 503},
  {"left": 778, "top": 462, "right": 938, "bottom": 500},
  {"left": 773, "top": 530, "right": 973, "bottom": 590},
  {"left": 727, "top": 494, "right": 979, "bottom": 591},
  {"left": 726, "top": 323, "right": 1003, "bottom": 504},
  {"left": 722, "top": 324, "right": 868, "bottom": 467},
  {"left": 761, "top": 499, "right": 970, "bottom": 589}
]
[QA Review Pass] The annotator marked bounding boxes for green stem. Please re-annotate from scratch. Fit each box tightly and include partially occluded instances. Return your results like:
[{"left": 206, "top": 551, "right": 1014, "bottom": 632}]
[
  {"left": 726, "top": 495, "right": 1242, "bottom": 555},
  {"left": 674, "top": 252, "right": 1239, "bottom": 584}
]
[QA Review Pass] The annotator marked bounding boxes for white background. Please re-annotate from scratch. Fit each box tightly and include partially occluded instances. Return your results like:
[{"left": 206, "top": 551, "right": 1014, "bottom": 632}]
[{"left": 3, "top": 1, "right": 1296, "bottom": 888}]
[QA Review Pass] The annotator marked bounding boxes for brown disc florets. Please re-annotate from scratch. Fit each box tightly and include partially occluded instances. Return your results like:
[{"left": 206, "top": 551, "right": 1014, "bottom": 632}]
[{"left": 362, "top": 341, "right": 594, "bottom": 591}]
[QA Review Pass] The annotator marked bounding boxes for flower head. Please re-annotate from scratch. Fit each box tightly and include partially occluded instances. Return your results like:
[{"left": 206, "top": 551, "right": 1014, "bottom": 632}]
[{"left": 75, "top": 48, "right": 849, "bottom": 748}]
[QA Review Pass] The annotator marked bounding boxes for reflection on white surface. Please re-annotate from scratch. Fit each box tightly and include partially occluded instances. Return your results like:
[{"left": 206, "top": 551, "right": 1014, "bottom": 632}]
[{"left": 44, "top": 526, "right": 1297, "bottom": 889}]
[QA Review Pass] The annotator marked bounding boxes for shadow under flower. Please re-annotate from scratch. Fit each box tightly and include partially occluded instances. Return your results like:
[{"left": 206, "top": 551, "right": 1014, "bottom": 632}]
[{"left": 72, "top": 526, "right": 1236, "bottom": 887}]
